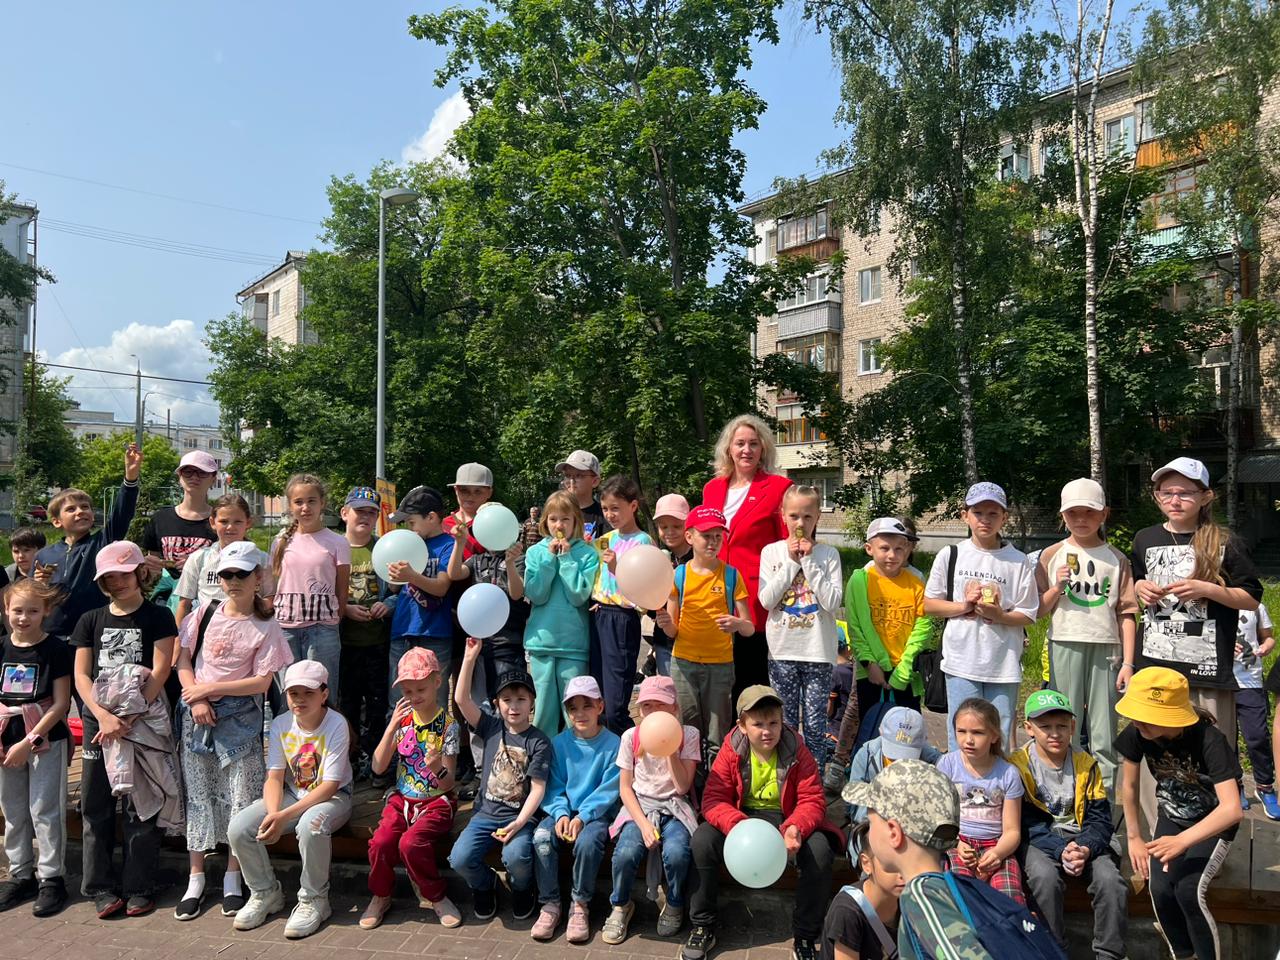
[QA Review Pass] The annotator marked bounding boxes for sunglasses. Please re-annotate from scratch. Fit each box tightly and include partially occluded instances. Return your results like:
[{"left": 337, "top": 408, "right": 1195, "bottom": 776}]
[
  {"left": 216, "top": 568, "right": 256, "bottom": 580},
  {"left": 179, "top": 468, "right": 213, "bottom": 478}
]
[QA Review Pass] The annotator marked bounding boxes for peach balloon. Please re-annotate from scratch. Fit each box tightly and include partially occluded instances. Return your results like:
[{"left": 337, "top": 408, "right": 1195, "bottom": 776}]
[
  {"left": 616, "top": 544, "right": 676, "bottom": 611},
  {"left": 638, "top": 711, "right": 683, "bottom": 756}
]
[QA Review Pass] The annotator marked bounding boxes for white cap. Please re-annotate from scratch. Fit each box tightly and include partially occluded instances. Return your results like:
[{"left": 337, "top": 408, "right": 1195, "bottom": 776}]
[
  {"left": 563, "top": 675, "right": 603, "bottom": 703},
  {"left": 555, "top": 450, "right": 601, "bottom": 475},
  {"left": 1152, "top": 457, "right": 1210, "bottom": 489},
  {"left": 1060, "top": 478, "right": 1106, "bottom": 512},
  {"left": 866, "top": 517, "right": 919, "bottom": 542},
  {"left": 964, "top": 481, "right": 1008, "bottom": 509},
  {"left": 216, "top": 540, "right": 267, "bottom": 574}
]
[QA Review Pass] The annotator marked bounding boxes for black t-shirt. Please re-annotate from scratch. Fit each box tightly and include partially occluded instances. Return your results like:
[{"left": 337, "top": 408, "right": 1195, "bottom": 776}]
[
  {"left": 581, "top": 499, "right": 611, "bottom": 543},
  {"left": 822, "top": 887, "right": 896, "bottom": 960},
  {"left": 1130, "top": 526, "right": 1264, "bottom": 688},
  {"left": 467, "top": 549, "right": 529, "bottom": 654},
  {"left": 1115, "top": 718, "right": 1242, "bottom": 839},
  {"left": 0, "top": 635, "right": 74, "bottom": 744},
  {"left": 142, "top": 506, "right": 216, "bottom": 575},
  {"left": 69, "top": 601, "right": 178, "bottom": 685}
]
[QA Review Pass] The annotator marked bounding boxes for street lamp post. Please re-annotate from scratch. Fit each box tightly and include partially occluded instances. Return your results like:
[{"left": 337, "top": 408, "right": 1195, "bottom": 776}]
[{"left": 376, "top": 186, "right": 422, "bottom": 482}]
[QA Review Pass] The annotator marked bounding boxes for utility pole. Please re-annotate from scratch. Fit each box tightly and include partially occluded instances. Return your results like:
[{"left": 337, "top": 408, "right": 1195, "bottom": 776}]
[{"left": 133, "top": 357, "right": 143, "bottom": 450}]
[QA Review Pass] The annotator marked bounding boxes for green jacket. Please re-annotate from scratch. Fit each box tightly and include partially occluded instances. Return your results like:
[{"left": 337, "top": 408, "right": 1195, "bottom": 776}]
[{"left": 845, "top": 565, "right": 933, "bottom": 696}]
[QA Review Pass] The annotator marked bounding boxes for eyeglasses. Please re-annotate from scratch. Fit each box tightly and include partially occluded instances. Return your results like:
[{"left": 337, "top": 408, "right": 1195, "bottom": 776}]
[
  {"left": 216, "top": 568, "right": 255, "bottom": 580},
  {"left": 1154, "top": 490, "right": 1200, "bottom": 504},
  {"left": 178, "top": 468, "right": 213, "bottom": 478}
]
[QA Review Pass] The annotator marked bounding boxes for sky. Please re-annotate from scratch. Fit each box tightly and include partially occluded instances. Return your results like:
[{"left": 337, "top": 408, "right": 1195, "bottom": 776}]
[{"left": 1, "top": 2, "right": 841, "bottom": 428}]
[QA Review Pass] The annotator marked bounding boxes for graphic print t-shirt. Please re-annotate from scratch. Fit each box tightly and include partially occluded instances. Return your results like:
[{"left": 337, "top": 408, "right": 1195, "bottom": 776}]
[
  {"left": 592, "top": 530, "right": 655, "bottom": 607},
  {"left": 389, "top": 533, "right": 455, "bottom": 639},
  {"left": 866, "top": 564, "right": 926, "bottom": 666},
  {"left": 272, "top": 528, "right": 353, "bottom": 627},
  {"left": 0, "top": 635, "right": 73, "bottom": 744},
  {"left": 176, "top": 542, "right": 276, "bottom": 610},
  {"left": 936, "top": 751, "right": 1024, "bottom": 841},
  {"left": 341, "top": 542, "right": 387, "bottom": 648},
  {"left": 1232, "top": 606, "right": 1273, "bottom": 690},
  {"left": 142, "top": 506, "right": 216, "bottom": 576},
  {"left": 1039, "top": 540, "right": 1139, "bottom": 645},
  {"left": 69, "top": 601, "right": 178, "bottom": 683},
  {"left": 267, "top": 707, "right": 353, "bottom": 799},
  {"left": 393, "top": 707, "right": 460, "bottom": 800},
  {"left": 1130, "top": 526, "right": 1263, "bottom": 688},
  {"left": 474, "top": 711, "right": 552, "bottom": 821}
]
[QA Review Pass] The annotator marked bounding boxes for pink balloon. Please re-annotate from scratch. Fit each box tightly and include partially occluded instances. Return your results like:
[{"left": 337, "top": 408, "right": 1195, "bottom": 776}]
[
  {"left": 638, "top": 711, "right": 683, "bottom": 756},
  {"left": 616, "top": 544, "right": 676, "bottom": 610}
]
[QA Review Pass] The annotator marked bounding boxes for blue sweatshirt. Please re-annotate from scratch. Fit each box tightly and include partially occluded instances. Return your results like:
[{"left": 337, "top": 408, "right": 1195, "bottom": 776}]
[
  {"left": 523, "top": 537, "right": 600, "bottom": 657},
  {"left": 542, "top": 725, "right": 622, "bottom": 824}
]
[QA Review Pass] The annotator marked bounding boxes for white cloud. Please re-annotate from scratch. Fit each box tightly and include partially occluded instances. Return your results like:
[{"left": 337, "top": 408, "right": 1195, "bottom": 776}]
[
  {"left": 401, "top": 90, "right": 471, "bottom": 164},
  {"left": 52, "top": 319, "right": 220, "bottom": 431}
]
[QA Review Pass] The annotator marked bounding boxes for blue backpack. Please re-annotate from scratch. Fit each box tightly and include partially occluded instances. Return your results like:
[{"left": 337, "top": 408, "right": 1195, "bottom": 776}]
[
  {"left": 903, "top": 872, "right": 1066, "bottom": 960},
  {"left": 673, "top": 563, "right": 739, "bottom": 614}
]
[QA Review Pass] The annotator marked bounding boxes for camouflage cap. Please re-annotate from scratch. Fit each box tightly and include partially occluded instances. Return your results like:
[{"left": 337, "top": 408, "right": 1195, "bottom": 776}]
[{"left": 842, "top": 759, "right": 959, "bottom": 852}]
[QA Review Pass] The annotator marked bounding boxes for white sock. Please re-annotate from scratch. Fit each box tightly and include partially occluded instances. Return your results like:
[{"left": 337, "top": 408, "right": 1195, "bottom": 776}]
[
  {"left": 223, "top": 870, "right": 242, "bottom": 897},
  {"left": 183, "top": 873, "right": 206, "bottom": 902}
]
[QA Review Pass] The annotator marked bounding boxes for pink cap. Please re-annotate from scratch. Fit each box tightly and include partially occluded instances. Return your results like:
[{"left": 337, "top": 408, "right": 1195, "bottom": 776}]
[
  {"left": 283, "top": 659, "right": 328, "bottom": 690},
  {"left": 178, "top": 450, "right": 219, "bottom": 474},
  {"left": 653, "top": 494, "right": 691, "bottom": 522},
  {"left": 686, "top": 505, "right": 728, "bottom": 533},
  {"left": 394, "top": 646, "right": 441, "bottom": 686},
  {"left": 563, "top": 675, "right": 604, "bottom": 703},
  {"left": 94, "top": 541, "right": 146, "bottom": 581},
  {"left": 637, "top": 675, "right": 677, "bottom": 706}
]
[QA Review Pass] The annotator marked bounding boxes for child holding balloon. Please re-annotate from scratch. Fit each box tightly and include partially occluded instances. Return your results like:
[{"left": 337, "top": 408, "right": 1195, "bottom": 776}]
[
  {"left": 524, "top": 492, "right": 600, "bottom": 735},
  {"left": 604, "top": 675, "right": 700, "bottom": 945}
]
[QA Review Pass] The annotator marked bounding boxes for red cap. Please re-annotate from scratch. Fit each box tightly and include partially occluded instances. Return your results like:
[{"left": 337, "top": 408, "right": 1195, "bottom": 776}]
[{"left": 686, "top": 505, "right": 728, "bottom": 533}]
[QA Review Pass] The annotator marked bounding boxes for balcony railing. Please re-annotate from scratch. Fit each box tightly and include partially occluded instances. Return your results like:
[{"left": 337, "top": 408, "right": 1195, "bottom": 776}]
[{"left": 776, "top": 300, "right": 842, "bottom": 339}]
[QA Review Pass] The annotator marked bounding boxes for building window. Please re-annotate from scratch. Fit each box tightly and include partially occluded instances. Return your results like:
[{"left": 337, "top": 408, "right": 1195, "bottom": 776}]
[
  {"left": 1104, "top": 115, "right": 1136, "bottom": 156},
  {"left": 998, "top": 144, "right": 1030, "bottom": 181},
  {"left": 858, "top": 267, "right": 882, "bottom": 305},
  {"left": 778, "top": 272, "right": 832, "bottom": 312},
  {"left": 270, "top": 289, "right": 281, "bottom": 317},
  {"left": 778, "top": 332, "right": 840, "bottom": 374},
  {"left": 1153, "top": 165, "right": 1199, "bottom": 229},
  {"left": 859, "top": 338, "right": 883, "bottom": 374},
  {"left": 764, "top": 229, "right": 777, "bottom": 262},
  {"left": 210, "top": 439, "right": 222, "bottom": 450},
  {"left": 776, "top": 209, "right": 829, "bottom": 252},
  {"left": 775, "top": 403, "right": 826, "bottom": 444},
  {"left": 1137, "top": 99, "right": 1159, "bottom": 142}
]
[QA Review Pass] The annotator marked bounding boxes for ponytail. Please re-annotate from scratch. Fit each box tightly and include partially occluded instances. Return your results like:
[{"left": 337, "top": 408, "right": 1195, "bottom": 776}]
[
  {"left": 1190, "top": 499, "right": 1228, "bottom": 586},
  {"left": 273, "top": 473, "right": 327, "bottom": 577}
]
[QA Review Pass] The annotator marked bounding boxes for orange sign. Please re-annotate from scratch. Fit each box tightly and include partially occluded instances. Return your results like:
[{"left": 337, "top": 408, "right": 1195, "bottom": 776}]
[{"left": 376, "top": 479, "right": 397, "bottom": 536}]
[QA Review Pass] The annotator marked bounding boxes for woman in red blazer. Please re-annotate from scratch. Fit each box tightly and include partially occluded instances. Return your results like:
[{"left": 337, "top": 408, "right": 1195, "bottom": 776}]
[{"left": 702, "top": 414, "right": 792, "bottom": 699}]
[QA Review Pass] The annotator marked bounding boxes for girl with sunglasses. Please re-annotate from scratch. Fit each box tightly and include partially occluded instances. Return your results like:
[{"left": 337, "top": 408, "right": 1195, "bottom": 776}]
[{"left": 173, "top": 541, "right": 293, "bottom": 922}]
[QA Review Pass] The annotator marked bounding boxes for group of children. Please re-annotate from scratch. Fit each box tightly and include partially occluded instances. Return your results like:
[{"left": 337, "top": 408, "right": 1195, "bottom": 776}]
[{"left": 0, "top": 441, "right": 1270, "bottom": 960}]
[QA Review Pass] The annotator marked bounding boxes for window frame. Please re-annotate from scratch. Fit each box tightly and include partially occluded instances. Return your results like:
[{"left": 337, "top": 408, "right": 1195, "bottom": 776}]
[
  {"left": 858, "top": 266, "right": 882, "bottom": 305},
  {"left": 859, "top": 337, "right": 883, "bottom": 375}
]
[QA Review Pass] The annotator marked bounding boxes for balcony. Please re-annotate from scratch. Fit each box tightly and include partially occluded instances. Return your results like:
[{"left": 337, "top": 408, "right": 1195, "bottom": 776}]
[
  {"left": 776, "top": 300, "right": 842, "bottom": 339},
  {"left": 776, "top": 441, "right": 838, "bottom": 470}
]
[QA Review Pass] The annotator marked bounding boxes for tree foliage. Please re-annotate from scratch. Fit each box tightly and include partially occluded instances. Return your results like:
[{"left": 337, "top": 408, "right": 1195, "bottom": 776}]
[
  {"left": 10, "top": 361, "right": 81, "bottom": 516},
  {"left": 73, "top": 431, "right": 179, "bottom": 539}
]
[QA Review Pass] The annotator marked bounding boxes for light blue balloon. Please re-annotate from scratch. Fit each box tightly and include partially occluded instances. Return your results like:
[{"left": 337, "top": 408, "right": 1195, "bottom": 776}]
[
  {"left": 371, "top": 528, "right": 429, "bottom": 583},
  {"left": 723, "top": 817, "right": 788, "bottom": 889},
  {"left": 473, "top": 503, "right": 521, "bottom": 552},
  {"left": 457, "top": 582, "right": 509, "bottom": 639}
]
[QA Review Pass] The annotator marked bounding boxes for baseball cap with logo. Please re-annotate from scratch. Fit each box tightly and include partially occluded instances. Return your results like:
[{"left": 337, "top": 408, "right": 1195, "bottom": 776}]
[
  {"left": 216, "top": 540, "right": 267, "bottom": 574},
  {"left": 878, "top": 706, "right": 928, "bottom": 760},
  {"left": 653, "top": 494, "right": 691, "bottom": 522},
  {"left": 389, "top": 486, "right": 445, "bottom": 523},
  {"left": 1060, "top": 478, "right": 1106, "bottom": 512},
  {"left": 1116, "top": 667, "right": 1199, "bottom": 727},
  {"left": 842, "top": 759, "right": 960, "bottom": 852},
  {"left": 344, "top": 486, "right": 380, "bottom": 509},
  {"left": 563, "top": 675, "right": 604, "bottom": 703},
  {"left": 449, "top": 463, "right": 494, "bottom": 488},
  {"left": 1151, "top": 457, "right": 1210, "bottom": 489},
  {"left": 1025, "top": 689, "right": 1075, "bottom": 720},
  {"left": 494, "top": 668, "right": 536, "bottom": 698},
  {"left": 283, "top": 660, "right": 329, "bottom": 690},
  {"left": 866, "top": 517, "right": 920, "bottom": 542},
  {"left": 394, "top": 646, "right": 441, "bottom": 686},
  {"left": 94, "top": 541, "right": 146, "bottom": 580},
  {"left": 177, "top": 450, "right": 219, "bottom": 475},
  {"left": 964, "top": 481, "right": 1008, "bottom": 509},
  {"left": 555, "top": 450, "right": 601, "bottom": 476},
  {"left": 686, "top": 505, "right": 728, "bottom": 533}
]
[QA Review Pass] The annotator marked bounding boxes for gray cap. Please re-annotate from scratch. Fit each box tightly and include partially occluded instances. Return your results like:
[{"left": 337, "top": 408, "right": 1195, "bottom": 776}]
[
  {"left": 842, "top": 759, "right": 959, "bottom": 852},
  {"left": 555, "top": 450, "right": 601, "bottom": 475},
  {"left": 964, "top": 481, "right": 1008, "bottom": 509},
  {"left": 449, "top": 463, "right": 494, "bottom": 488}
]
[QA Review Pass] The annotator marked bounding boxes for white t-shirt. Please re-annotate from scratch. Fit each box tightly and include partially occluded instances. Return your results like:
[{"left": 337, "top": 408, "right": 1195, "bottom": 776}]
[
  {"left": 1233, "top": 606, "right": 1274, "bottom": 690},
  {"left": 722, "top": 485, "right": 749, "bottom": 524},
  {"left": 757, "top": 540, "right": 844, "bottom": 663},
  {"left": 617, "top": 723, "right": 702, "bottom": 801},
  {"left": 925, "top": 539, "right": 1038, "bottom": 684},
  {"left": 266, "top": 707, "right": 352, "bottom": 799},
  {"left": 176, "top": 541, "right": 275, "bottom": 609},
  {"left": 1039, "top": 540, "right": 1139, "bottom": 645}
]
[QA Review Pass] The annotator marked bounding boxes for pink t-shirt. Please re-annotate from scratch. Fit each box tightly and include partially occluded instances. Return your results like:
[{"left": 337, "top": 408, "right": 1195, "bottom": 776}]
[
  {"left": 617, "top": 722, "right": 701, "bottom": 801},
  {"left": 272, "top": 529, "right": 352, "bottom": 627},
  {"left": 179, "top": 607, "right": 294, "bottom": 686}
]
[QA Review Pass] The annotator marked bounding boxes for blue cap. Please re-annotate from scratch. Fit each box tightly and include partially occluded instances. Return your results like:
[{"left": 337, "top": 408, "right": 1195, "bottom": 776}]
[
  {"left": 964, "top": 481, "right": 1008, "bottom": 509},
  {"left": 879, "top": 706, "right": 927, "bottom": 760},
  {"left": 344, "top": 486, "right": 379, "bottom": 509}
]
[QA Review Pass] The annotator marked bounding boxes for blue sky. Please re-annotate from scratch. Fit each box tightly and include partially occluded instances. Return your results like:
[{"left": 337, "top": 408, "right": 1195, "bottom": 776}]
[{"left": 2, "top": 2, "right": 839, "bottom": 425}]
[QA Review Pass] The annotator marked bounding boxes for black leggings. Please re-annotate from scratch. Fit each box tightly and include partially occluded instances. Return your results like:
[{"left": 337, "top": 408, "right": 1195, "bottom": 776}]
[{"left": 1148, "top": 814, "right": 1232, "bottom": 960}]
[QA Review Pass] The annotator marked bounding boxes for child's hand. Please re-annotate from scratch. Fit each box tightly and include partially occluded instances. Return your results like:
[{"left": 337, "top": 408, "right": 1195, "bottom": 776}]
[
  {"left": 493, "top": 821, "right": 521, "bottom": 844},
  {"left": 452, "top": 515, "right": 469, "bottom": 544},
  {"left": 955, "top": 839, "right": 977, "bottom": 867},
  {"left": 963, "top": 580, "right": 983, "bottom": 605},
  {"left": 192, "top": 701, "right": 216, "bottom": 726},
  {"left": 387, "top": 560, "right": 412, "bottom": 583},
  {"left": 1260, "top": 636, "right": 1276, "bottom": 658},
  {"left": 601, "top": 548, "right": 617, "bottom": 573},
  {"left": 1054, "top": 564, "right": 1072, "bottom": 592},
  {"left": 33, "top": 563, "right": 54, "bottom": 585},
  {"left": 866, "top": 661, "right": 890, "bottom": 690},
  {"left": 345, "top": 603, "right": 372, "bottom": 622},
  {"left": 641, "top": 818, "right": 661, "bottom": 848},
  {"left": 370, "top": 601, "right": 390, "bottom": 619},
  {"left": 1146, "top": 833, "right": 1189, "bottom": 866},
  {"left": 505, "top": 544, "right": 523, "bottom": 564},
  {"left": 93, "top": 713, "right": 132, "bottom": 744},
  {"left": 1116, "top": 662, "right": 1134, "bottom": 693},
  {"left": 975, "top": 849, "right": 1002, "bottom": 878},
  {"left": 1128, "top": 835, "right": 1151, "bottom": 880},
  {"left": 782, "top": 824, "right": 801, "bottom": 854},
  {"left": 1, "top": 740, "right": 32, "bottom": 768},
  {"left": 654, "top": 608, "right": 675, "bottom": 633},
  {"left": 1135, "top": 579, "right": 1167, "bottom": 607},
  {"left": 388, "top": 697, "right": 413, "bottom": 731},
  {"left": 143, "top": 554, "right": 165, "bottom": 578},
  {"left": 124, "top": 442, "right": 143, "bottom": 481},
  {"left": 256, "top": 811, "right": 286, "bottom": 844},
  {"left": 549, "top": 537, "right": 569, "bottom": 556},
  {"left": 463, "top": 637, "right": 483, "bottom": 662},
  {"left": 181, "top": 682, "right": 214, "bottom": 704},
  {"left": 1165, "top": 579, "right": 1211, "bottom": 602}
]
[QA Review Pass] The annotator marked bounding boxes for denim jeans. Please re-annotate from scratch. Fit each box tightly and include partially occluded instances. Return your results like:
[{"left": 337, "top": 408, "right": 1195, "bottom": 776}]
[
  {"left": 533, "top": 817, "right": 610, "bottom": 904},
  {"left": 227, "top": 791, "right": 353, "bottom": 901},
  {"left": 944, "top": 675, "right": 1020, "bottom": 750},
  {"left": 79, "top": 735, "right": 161, "bottom": 898},
  {"left": 611, "top": 815, "right": 691, "bottom": 908},
  {"left": 447, "top": 812, "right": 536, "bottom": 893},
  {"left": 653, "top": 645, "right": 672, "bottom": 677},
  {"left": 281, "top": 623, "right": 342, "bottom": 707},
  {"left": 389, "top": 635, "right": 452, "bottom": 713}
]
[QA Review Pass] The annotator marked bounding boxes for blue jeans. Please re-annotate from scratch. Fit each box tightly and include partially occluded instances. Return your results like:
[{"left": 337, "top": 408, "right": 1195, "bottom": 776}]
[
  {"left": 281, "top": 623, "right": 342, "bottom": 706},
  {"left": 447, "top": 812, "right": 536, "bottom": 893},
  {"left": 945, "top": 675, "right": 1020, "bottom": 750},
  {"left": 653, "top": 645, "right": 672, "bottom": 677},
  {"left": 533, "top": 817, "right": 610, "bottom": 904},
  {"left": 389, "top": 635, "right": 453, "bottom": 713},
  {"left": 611, "top": 816, "right": 691, "bottom": 908}
]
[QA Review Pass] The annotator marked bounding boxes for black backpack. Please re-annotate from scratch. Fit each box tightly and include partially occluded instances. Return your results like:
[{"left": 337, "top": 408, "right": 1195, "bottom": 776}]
[{"left": 913, "top": 545, "right": 956, "bottom": 714}]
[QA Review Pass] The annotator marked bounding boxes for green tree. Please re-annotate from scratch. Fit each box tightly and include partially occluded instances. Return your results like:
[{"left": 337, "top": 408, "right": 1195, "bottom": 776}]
[
  {"left": 10, "top": 360, "right": 81, "bottom": 516},
  {"left": 73, "top": 432, "right": 179, "bottom": 540}
]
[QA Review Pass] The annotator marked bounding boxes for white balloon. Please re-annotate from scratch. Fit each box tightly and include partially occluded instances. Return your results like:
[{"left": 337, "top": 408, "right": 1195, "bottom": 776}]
[
  {"left": 457, "top": 582, "right": 510, "bottom": 638},
  {"left": 371, "top": 528, "right": 430, "bottom": 583},
  {"left": 473, "top": 503, "right": 521, "bottom": 552}
]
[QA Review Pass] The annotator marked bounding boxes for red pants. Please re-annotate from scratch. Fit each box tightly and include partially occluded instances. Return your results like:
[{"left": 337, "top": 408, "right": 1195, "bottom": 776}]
[
  {"left": 947, "top": 834, "right": 1026, "bottom": 905},
  {"left": 367, "top": 792, "right": 456, "bottom": 902}
]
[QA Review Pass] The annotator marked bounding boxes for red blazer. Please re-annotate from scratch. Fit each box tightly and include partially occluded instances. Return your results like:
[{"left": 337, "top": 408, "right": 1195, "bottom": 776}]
[{"left": 702, "top": 471, "right": 792, "bottom": 631}]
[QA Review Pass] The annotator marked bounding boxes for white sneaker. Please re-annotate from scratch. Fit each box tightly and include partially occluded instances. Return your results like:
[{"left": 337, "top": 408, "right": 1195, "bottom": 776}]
[
  {"left": 233, "top": 884, "right": 284, "bottom": 931},
  {"left": 284, "top": 896, "right": 331, "bottom": 939}
]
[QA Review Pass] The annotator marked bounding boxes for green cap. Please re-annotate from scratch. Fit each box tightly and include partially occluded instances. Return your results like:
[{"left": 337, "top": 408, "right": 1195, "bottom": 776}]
[{"left": 1025, "top": 689, "right": 1074, "bottom": 719}]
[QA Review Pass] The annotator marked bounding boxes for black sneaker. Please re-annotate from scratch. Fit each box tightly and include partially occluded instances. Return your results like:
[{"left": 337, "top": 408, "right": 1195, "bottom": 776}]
[
  {"left": 126, "top": 895, "right": 155, "bottom": 917},
  {"left": 222, "top": 891, "right": 247, "bottom": 916},
  {"left": 32, "top": 878, "right": 67, "bottom": 918},
  {"left": 512, "top": 887, "right": 536, "bottom": 921},
  {"left": 0, "top": 877, "right": 38, "bottom": 912},
  {"left": 95, "top": 892, "right": 126, "bottom": 919},
  {"left": 473, "top": 886, "right": 497, "bottom": 921},
  {"left": 681, "top": 924, "right": 716, "bottom": 960},
  {"left": 174, "top": 893, "right": 204, "bottom": 921},
  {"left": 791, "top": 938, "right": 817, "bottom": 960}
]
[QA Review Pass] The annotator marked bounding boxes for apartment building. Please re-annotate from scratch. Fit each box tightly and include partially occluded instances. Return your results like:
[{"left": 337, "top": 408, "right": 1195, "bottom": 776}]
[
  {"left": 0, "top": 204, "right": 36, "bottom": 528},
  {"left": 744, "top": 67, "right": 1280, "bottom": 551},
  {"left": 235, "top": 250, "right": 314, "bottom": 345}
]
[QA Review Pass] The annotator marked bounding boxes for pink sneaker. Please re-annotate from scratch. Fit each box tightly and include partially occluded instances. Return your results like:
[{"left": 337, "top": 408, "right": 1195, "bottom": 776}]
[
  {"left": 566, "top": 901, "right": 590, "bottom": 943},
  {"left": 530, "top": 902, "right": 561, "bottom": 940}
]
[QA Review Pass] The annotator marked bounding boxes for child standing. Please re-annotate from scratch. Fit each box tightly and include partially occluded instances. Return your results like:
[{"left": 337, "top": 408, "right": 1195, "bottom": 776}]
[
  {"left": 1036, "top": 478, "right": 1139, "bottom": 797},
  {"left": 271, "top": 474, "right": 351, "bottom": 706},
  {"left": 524, "top": 492, "right": 600, "bottom": 734},
  {"left": 5, "top": 528, "right": 46, "bottom": 583},
  {"left": 650, "top": 494, "right": 693, "bottom": 677},
  {"left": 175, "top": 494, "right": 274, "bottom": 626},
  {"left": 0, "top": 580, "right": 74, "bottom": 916},
  {"left": 936, "top": 697, "right": 1024, "bottom": 904},
  {"left": 70, "top": 541, "right": 177, "bottom": 919},
  {"left": 449, "top": 639, "right": 551, "bottom": 923},
  {"left": 590, "top": 475, "right": 654, "bottom": 734},
  {"left": 821, "top": 821, "right": 902, "bottom": 960},
  {"left": 1238, "top": 605, "right": 1277, "bottom": 818},
  {"left": 361, "top": 647, "right": 461, "bottom": 930},
  {"left": 757, "top": 485, "right": 843, "bottom": 767},
  {"left": 227, "top": 660, "right": 353, "bottom": 940},
  {"left": 557, "top": 449, "right": 610, "bottom": 541},
  {"left": 604, "top": 675, "right": 700, "bottom": 944},
  {"left": 531, "top": 676, "right": 621, "bottom": 942},
  {"left": 1117, "top": 667, "right": 1243, "bottom": 960},
  {"left": 923, "top": 482, "right": 1038, "bottom": 748},
  {"left": 173, "top": 541, "right": 292, "bottom": 921},
  {"left": 663, "top": 506, "right": 752, "bottom": 768},
  {"left": 1012, "top": 690, "right": 1127, "bottom": 959},
  {"left": 142, "top": 450, "right": 219, "bottom": 582}
]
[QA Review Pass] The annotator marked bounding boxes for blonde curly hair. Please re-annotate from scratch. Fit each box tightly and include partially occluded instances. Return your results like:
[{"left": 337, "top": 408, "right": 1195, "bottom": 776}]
[{"left": 711, "top": 414, "right": 778, "bottom": 478}]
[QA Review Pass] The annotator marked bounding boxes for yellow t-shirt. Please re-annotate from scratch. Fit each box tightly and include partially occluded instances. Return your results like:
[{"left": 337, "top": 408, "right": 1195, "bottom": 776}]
[
  {"left": 671, "top": 563, "right": 749, "bottom": 664},
  {"left": 866, "top": 566, "right": 925, "bottom": 667},
  {"left": 744, "top": 750, "right": 781, "bottom": 810}
]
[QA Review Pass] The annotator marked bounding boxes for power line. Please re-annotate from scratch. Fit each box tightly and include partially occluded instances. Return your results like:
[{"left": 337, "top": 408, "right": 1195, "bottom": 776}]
[
  {"left": 65, "top": 385, "right": 219, "bottom": 409},
  {"left": 47, "top": 292, "right": 126, "bottom": 399},
  {"left": 40, "top": 218, "right": 280, "bottom": 267},
  {"left": 42, "top": 361, "right": 212, "bottom": 386}
]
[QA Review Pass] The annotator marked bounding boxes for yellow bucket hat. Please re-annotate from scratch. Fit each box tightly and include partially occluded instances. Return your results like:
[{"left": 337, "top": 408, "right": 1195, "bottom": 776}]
[{"left": 1116, "top": 667, "right": 1198, "bottom": 727}]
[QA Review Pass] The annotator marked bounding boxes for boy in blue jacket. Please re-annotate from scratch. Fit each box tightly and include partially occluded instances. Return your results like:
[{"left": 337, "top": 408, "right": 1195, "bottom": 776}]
[
  {"left": 531, "top": 676, "right": 621, "bottom": 943},
  {"left": 1011, "top": 691, "right": 1126, "bottom": 959},
  {"left": 844, "top": 707, "right": 942, "bottom": 825}
]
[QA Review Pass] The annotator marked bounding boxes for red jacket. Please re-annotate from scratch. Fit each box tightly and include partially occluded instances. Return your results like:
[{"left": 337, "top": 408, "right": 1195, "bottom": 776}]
[
  {"left": 701, "top": 725, "right": 845, "bottom": 850},
  {"left": 702, "top": 471, "right": 792, "bottom": 631}
]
